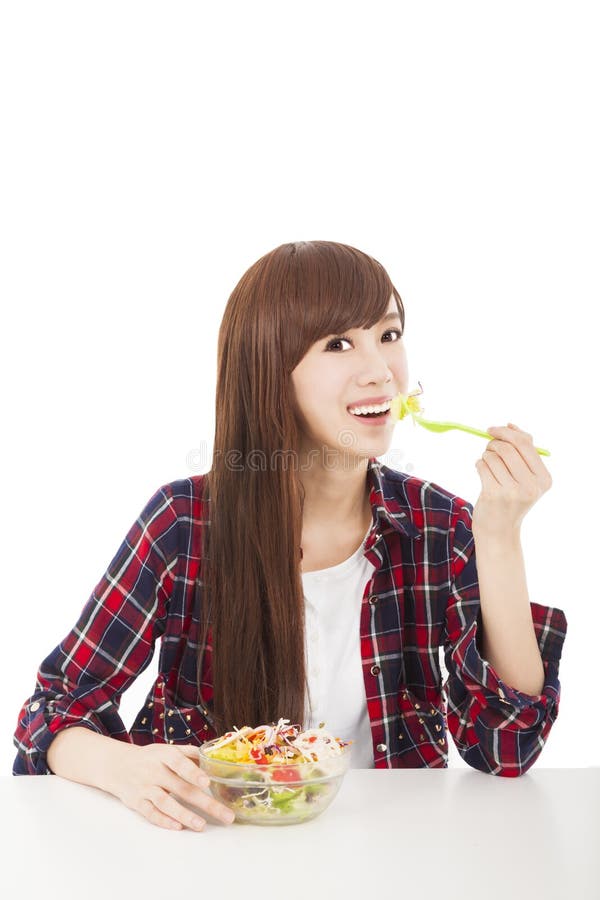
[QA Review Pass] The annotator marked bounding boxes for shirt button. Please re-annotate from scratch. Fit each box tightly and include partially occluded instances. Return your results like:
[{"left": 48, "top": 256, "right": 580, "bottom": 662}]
[
  {"left": 376, "top": 743, "right": 387, "bottom": 752},
  {"left": 370, "top": 665, "right": 381, "bottom": 676},
  {"left": 30, "top": 701, "right": 40, "bottom": 712}
]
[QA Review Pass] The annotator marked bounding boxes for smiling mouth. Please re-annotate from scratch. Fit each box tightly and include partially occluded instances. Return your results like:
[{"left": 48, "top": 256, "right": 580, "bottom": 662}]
[{"left": 347, "top": 408, "right": 391, "bottom": 421}]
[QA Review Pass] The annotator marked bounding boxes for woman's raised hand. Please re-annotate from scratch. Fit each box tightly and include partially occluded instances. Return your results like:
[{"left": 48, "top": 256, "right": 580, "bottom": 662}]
[{"left": 110, "top": 742, "right": 236, "bottom": 831}]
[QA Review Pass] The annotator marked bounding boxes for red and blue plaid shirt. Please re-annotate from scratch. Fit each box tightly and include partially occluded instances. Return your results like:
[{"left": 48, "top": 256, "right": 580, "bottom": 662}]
[{"left": 13, "top": 458, "right": 567, "bottom": 777}]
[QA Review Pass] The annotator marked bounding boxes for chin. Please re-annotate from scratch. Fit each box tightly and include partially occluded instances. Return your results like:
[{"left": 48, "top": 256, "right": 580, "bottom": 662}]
[{"left": 344, "top": 438, "right": 391, "bottom": 458}]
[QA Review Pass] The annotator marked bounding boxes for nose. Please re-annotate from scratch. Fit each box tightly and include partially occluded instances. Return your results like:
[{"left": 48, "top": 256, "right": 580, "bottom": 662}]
[{"left": 356, "top": 346, "right": 395, "bottom": 385}]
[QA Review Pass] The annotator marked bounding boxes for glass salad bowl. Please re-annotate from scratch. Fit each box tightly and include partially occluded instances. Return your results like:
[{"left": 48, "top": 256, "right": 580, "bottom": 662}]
[{"left": 198, "top": 732, "right": 352, "bottom": 826}]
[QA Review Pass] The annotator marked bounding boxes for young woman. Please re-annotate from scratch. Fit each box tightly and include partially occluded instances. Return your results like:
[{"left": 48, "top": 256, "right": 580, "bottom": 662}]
[{"left": 13, "top": 240, "right": 567, "bottom": 832}]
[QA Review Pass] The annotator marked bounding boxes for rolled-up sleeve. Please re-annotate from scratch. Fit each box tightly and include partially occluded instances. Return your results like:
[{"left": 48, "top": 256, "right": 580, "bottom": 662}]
[
  {"left": 442, "top": 498, "right": 567, "bottom": 777},
  {"left": 13, "top": 483, "right": 179, "bottom": 775}
]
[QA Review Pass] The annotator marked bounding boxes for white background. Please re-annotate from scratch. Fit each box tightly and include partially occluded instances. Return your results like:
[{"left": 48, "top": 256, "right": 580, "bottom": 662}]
[{"left": 1, "top": 1, "right": 597, "bottom": 774}]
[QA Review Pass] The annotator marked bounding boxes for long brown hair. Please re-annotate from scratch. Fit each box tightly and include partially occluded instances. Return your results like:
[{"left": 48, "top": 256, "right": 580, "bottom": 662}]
[{"left": 197, "top": 240, "right": 406, "bottom": 736}]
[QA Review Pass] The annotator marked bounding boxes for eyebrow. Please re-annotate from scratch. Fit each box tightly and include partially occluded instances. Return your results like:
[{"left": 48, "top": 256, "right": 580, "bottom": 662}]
[
  {"left": 380, "top": 311, "right": 402, "bottom": 323},
  {"left": 322, "top": 310, "right": 402, "bottom": 342}
]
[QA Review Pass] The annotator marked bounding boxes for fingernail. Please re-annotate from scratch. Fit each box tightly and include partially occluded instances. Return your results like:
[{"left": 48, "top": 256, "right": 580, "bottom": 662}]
[{"left": 221, "top": 811, "right": 235, "bottom": 824}]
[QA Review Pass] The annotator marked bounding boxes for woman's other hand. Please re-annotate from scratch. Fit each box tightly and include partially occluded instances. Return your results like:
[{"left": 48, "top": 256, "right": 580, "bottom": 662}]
[{"left": 111, "top": 742, "right": 236, "bottom": 831}]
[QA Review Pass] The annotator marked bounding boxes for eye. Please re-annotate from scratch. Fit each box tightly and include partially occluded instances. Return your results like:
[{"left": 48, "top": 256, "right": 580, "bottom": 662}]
[
  {"left": 325, "top": 328, "right": 403, "bottom": 352},
  {"left": 325, "top": 335, "right": 352, "bottom": 352}
]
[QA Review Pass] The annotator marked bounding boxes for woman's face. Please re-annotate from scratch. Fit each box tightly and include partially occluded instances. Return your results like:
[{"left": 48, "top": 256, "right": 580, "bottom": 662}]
[{"left": 291, "top": 294, "right": 409, "bottom": 462}]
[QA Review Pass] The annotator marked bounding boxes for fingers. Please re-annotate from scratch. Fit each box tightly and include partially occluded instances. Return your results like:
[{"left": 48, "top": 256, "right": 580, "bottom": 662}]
[
  {"left": 162, "top": 767, "right": 236, "bottom": 826},
  {"left": 176, "top": 743, "right": 204, "bottom": 759},
  {"left": 140, "top": 790, "right": 206, "bottom": 832},
  {"left": 127, "top": 744, "right": 235, "bottom": 831},
  {"left": 482, "top": 441, "right": 531, "bottom": 484},
  {"left": 165, "top": 747, "right": 209, "bottom": 788},
  {"left": 487, "top": 424, "right": 549, "bottom": 479},
  {"left": 478, "top": 423, "right": 553, "bottom": 510},
  {"left": 137, "top": 796, "right": 186, "bottom": 831}
]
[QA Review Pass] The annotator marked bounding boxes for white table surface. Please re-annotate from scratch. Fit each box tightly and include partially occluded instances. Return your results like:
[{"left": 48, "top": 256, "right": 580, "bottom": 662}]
[{"left": 2, "top": 769, "right": 598, "bottom": 899}]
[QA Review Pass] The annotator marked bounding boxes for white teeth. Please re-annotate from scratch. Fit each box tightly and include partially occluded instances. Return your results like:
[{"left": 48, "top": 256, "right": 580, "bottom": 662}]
[{"left": 348, "top": 400, "right": 392, "bottom": 415}]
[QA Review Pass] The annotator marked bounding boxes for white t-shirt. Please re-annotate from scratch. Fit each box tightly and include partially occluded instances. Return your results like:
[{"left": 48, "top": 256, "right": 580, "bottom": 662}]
[{"left": 301, "top": 524, "right": 376, "bottom": 768}]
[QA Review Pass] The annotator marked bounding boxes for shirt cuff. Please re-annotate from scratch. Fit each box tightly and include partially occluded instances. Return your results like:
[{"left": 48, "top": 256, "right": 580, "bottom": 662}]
[
  {"left": 13, "top": 695, "right": 127, "bottom": 776},
  {"left": 448, "top": 601, "right": 567, "bottom": 721}
]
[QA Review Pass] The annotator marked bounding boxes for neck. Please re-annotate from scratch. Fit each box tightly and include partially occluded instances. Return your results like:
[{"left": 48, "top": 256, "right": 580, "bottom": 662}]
[{"left": 299, "top": 457, "right": 372, "bottom": 530}]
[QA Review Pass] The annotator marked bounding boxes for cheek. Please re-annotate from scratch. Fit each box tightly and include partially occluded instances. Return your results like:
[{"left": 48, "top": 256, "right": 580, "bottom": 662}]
[
  {"left": 300, "top": 389, "right": 345, "bottom": 435},
  {"left": 393, "top": 352, "right": 409, "bottom": 388},
  {"left": 297, "top": 364, "right": 341, "bottom": 402},
  {"left": 291, "top": 375, "right": 332, "bottom": 425},
  {"left": 290, "top": 369, "right": 315, "bottom": 410}
]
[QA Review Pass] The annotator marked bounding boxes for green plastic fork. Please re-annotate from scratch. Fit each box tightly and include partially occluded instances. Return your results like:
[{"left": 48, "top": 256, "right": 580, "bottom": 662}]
[{"left": 411, "top": 414, "right": 551, "bottom": 457}]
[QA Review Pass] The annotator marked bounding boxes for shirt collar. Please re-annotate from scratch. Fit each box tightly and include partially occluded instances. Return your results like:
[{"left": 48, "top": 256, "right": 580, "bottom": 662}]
[{"left": 366, "top": 457, "right": 422, "bottom": 540}]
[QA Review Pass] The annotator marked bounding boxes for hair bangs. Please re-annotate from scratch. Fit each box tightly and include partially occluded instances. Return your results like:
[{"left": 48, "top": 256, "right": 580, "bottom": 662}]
[{"left": 274, "top": 241, "right": 405, "bottom": 372}]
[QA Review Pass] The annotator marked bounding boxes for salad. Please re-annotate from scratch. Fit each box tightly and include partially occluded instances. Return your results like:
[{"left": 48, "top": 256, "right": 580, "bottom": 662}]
[{"left": 199, "top": 717, "right": 352, "bottom": 824}]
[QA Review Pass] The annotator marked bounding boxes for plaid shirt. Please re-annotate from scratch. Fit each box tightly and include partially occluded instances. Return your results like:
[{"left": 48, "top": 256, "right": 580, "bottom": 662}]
[{"left": 13, "top": 458, "right": 567, "bottom": 777}]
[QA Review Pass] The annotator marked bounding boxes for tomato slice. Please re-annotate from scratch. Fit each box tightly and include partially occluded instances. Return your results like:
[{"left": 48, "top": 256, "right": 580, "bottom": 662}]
[
  {"left": 272, "top": 766, "right": 301, "bottom": 783},
  {"left": 250, "top": 747, "right": 269, "bottom": 765}
]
